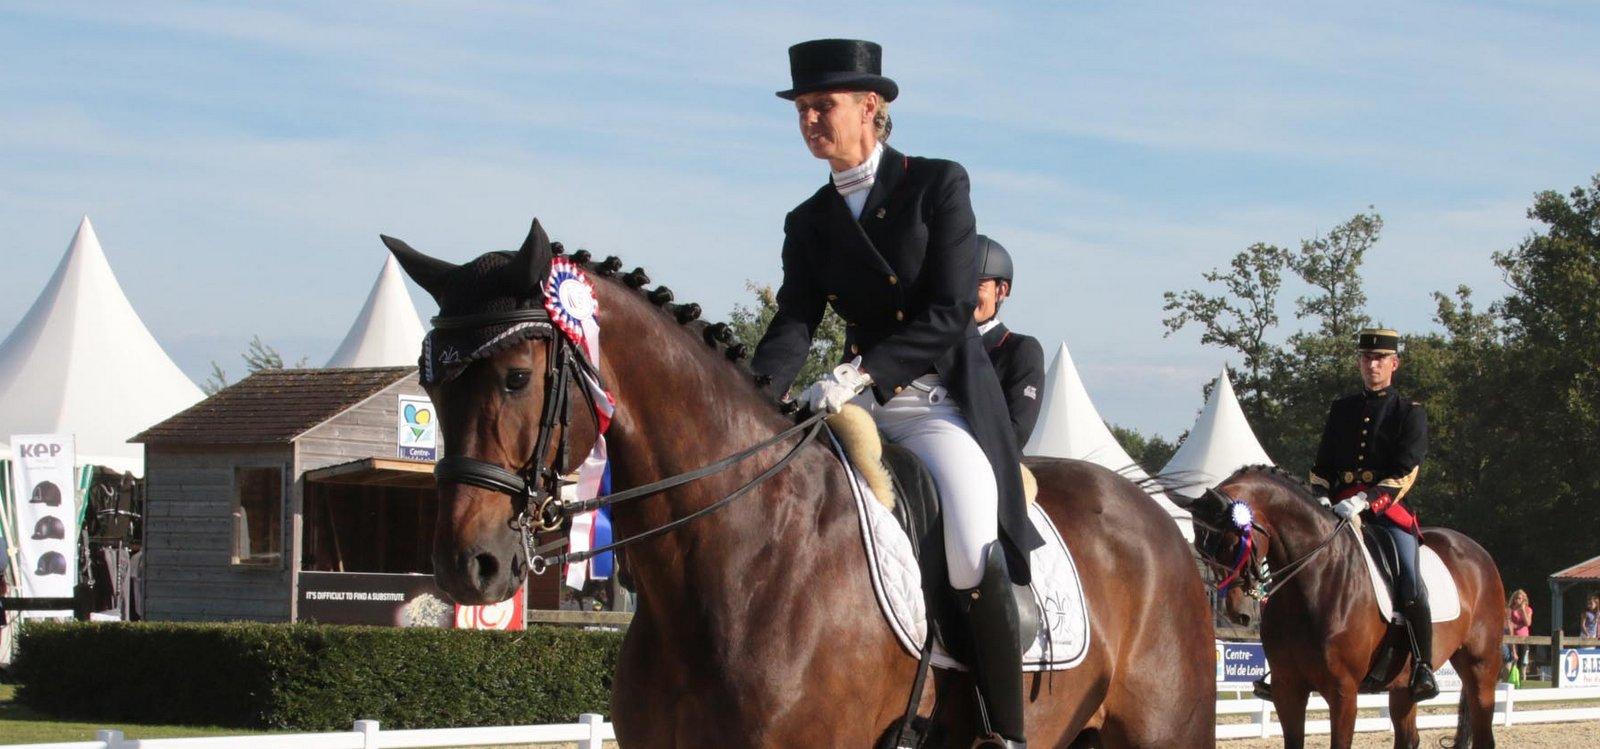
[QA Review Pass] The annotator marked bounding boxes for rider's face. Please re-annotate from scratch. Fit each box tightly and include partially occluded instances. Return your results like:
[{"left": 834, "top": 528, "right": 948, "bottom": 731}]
[
  {"left": 794, "top": 91, "right": 875, "bottom": 169},
  {"left": 975, "top": 278, "right": 1008, "bottom": 323},
  {"left": 1358, "top": 351, "right": 1398, "bottom": 390}
]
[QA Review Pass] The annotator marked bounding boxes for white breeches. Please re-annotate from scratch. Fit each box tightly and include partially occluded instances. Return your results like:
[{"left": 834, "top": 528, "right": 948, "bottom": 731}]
[{"left": 854, "top": 375, "right": 1000, "bottom": 589}]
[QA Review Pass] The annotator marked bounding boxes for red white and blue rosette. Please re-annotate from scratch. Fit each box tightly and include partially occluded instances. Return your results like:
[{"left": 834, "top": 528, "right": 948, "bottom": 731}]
[{"left": 542, "top": 258, "right": 619, "bottom": 590}]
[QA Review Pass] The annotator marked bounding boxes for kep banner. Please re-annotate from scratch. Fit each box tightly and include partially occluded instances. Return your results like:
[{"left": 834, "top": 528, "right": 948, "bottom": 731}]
[
  {"left": 1560, "top": 647, "right": 1600, "bottom": 688},
  {"left": 8, "top": 434, "right": 77, "bottom": 617}
]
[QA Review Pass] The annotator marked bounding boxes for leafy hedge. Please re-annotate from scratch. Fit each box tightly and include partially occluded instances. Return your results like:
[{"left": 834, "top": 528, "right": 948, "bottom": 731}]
[{"left": 11, "top": 621, "right": 622, "bottom": 730}]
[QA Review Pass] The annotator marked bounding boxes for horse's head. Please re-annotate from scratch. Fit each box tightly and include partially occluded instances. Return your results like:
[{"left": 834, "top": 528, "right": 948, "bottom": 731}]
[
  {"left": 1192, "top": 466, "right": 1338, "bottom": 626},
  {"left": 382, "top": 219, "right": 601, "bottom": 604},
  {"left": 1188, "top": 471, "right": 1279, "bottom": 627}
]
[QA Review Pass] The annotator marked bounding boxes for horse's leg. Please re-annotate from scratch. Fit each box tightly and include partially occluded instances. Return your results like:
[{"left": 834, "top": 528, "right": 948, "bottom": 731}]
[
  {"left": 1273, "top": 680, "right": 1311, "bottom": 749},
  {"left": 1387, "top": 687, "right": 1419, "bottom": 749},
  {"left": 1453, "top": 647, "right": 1499, "bottom": 749},
  {"left": 1326, "top": 687, "right": 1360, "bottom": 749}
]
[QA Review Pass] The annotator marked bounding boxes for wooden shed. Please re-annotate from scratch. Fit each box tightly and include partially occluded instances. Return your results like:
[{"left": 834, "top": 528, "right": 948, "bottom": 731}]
[{"left": 132, "top": 367, "right": 584, "bottom": 625}]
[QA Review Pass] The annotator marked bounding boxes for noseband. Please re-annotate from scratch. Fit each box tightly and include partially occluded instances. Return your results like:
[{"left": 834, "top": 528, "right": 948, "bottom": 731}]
[{"left": 428, "top": 296, "right": 826, "bottom": 577}]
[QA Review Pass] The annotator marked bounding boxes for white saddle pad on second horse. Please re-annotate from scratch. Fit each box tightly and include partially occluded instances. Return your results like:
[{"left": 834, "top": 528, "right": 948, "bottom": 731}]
[
  {"left": 837, "top": 441, "right": 1091, "bottom": 672},
  {"left": 1349, "top": 524, "right": 1461, "bottom": 623}
]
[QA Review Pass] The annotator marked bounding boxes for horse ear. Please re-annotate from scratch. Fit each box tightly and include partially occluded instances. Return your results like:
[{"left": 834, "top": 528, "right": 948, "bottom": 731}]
[
  {"left": 508, "top": 217, "right": 552, "bottom": 289},
  {"left": 381, "top": 234, "right": 457, "bottom": 299}
]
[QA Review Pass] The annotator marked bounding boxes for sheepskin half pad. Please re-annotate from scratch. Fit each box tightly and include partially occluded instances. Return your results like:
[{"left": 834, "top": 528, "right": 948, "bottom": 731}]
[{"left": 823, "top": 429, "right": 1090, "bottom": 672}]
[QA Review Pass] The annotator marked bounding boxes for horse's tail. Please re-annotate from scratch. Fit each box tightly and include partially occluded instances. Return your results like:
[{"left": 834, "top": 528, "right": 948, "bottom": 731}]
[{"left": 1439, "top": 688, "right": 1471, "bottom": 749}]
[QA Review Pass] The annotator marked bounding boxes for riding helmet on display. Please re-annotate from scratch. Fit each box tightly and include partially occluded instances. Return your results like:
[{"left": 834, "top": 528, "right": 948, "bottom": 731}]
[
  {"left": 35, "top": 551, "right": 68, "bottom": 576},
  {"left": 29, "top": 480, "right": 62, "bottom": 507},
  {"left": 978, "top": 235, "right": 1014, "bottom": 285},
  {"left": 31, "top": 515, "right": 65, "bottom": 541}
]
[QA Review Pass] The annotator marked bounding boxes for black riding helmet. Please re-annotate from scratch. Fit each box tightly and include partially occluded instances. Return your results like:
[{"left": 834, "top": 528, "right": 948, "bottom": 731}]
[
  {"left": 29, "top": 480, "right": 62, "bottom": 507},
  {"left": 35, "top": 551, "right": 68, "bottom": 576},
  {"left": 32, "top": 515, "right": 65, "bottom": 541},
  {"left": 978, "top": 235, "right": 1013, "bottom": 286}
]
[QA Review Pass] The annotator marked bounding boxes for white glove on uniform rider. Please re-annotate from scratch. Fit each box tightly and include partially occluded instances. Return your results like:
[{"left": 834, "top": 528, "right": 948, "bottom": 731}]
[
  {"left": 1333, "top": 493, "right": 1369, "bottom": 526},
  {"left": 800, "top": 358, "right": 873, "bottom": 414}
]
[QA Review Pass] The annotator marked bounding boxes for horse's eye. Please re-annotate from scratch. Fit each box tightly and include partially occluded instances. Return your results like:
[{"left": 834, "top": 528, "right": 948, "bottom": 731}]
[{"left": 505, "top": 369, "right": 532, "bottom": 391}]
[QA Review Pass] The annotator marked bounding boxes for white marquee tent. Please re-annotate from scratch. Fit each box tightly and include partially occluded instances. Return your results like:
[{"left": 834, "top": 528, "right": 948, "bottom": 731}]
[
  {"left": 1024, "top": 342, "right": 1194, "bottom": 541},
  {"left": 1159, "top": 367, "right": 1275, "bottom": 499},
  {"left": 0, "top": 217, "right": 203, "bottom": 475},
  {"left": 325, "top": 254, "right": 425, "bottom": 368}
]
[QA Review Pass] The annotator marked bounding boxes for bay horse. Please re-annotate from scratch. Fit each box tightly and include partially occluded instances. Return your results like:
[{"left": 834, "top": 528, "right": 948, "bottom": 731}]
[
  {"left": 1189, "top": 466, "right": 1504, "bottom": 748},
  {"left": 384, "top": 219, "right": 1215, "bottom": 747}
]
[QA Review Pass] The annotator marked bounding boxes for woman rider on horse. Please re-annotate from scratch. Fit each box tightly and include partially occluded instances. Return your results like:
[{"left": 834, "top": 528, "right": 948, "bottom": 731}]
[{"left": 750, "top": 39, "right": 1045, "bottom": 748}]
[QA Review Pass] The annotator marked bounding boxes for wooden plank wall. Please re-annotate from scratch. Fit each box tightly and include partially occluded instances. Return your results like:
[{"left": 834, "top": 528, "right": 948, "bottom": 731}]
[
  {"left": 296, "top": 374, "right": 428, "bottom": 474},
  {"left": 142, "top": 445, "right": 295, "bottom": 622}
]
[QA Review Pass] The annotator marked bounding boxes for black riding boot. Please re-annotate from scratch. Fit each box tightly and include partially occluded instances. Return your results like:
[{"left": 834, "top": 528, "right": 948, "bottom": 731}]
[
  {"left": 1403, "top": 598, "right": 1439, "bottom": 701},
  {"left": 956, "top": 544, "right": 1027, "bottom": 748},
  {"left": 1251, "top": 676, "right": 1273, "bottom": 701}
]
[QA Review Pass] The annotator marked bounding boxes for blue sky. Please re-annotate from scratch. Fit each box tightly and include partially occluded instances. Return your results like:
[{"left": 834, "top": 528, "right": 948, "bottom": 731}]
[{"left": 3, "top": 2, "right": 1597, "bottom": 438}]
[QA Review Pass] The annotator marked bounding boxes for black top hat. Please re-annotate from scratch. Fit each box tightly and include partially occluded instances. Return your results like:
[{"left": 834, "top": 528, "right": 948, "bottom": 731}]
[
  {"left": 777, "top": 39, "right": 898, "bottom": 102},
  {"left": 29, "top": 481, "right": 62, "bottom": 507},
  {"left": 978, "top": 235, "right": 1014, "bottom": 284},
  {"left": 32, "top": 515, "right": 65, "bottom": 541}
]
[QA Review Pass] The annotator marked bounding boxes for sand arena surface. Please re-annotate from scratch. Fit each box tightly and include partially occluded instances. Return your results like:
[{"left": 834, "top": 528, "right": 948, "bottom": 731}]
[{"left": 1219, "top": 718, "right": 1600, "bottom": 748}]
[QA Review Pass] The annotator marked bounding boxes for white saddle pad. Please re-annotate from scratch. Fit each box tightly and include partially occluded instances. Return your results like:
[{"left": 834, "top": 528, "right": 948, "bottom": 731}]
[
  {"left": 1349, "top": 525, "right": 1461, "bottom": 623},
  {"left": 835, "top": 437, "right": 1090, "bottom": 672}
]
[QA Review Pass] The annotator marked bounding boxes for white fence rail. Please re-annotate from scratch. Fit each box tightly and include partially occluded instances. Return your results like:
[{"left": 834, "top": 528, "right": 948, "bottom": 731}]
[
  {"left": 8, "top": 687, "right": 1600, "bottom": 747},
  {"left": 3, "top": 714, "right": 613, "bottom": 749},
  {"left": 1216, "top": 683, "right": 1600, "bottom": 740}
]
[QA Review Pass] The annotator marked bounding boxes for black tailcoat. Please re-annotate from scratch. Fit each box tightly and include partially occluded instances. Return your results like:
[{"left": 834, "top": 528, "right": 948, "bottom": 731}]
[
  {"left": 751, "top": 145, "right": 1046, "bottom": 575},
  {"left": 981, "top": 323, "right": 1046, "bottom": 447}
]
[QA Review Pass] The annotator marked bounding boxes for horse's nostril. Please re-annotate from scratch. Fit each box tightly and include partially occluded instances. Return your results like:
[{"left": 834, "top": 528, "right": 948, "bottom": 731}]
[{"left": 473, "top": 552, "right": 500, "bottom": 587}]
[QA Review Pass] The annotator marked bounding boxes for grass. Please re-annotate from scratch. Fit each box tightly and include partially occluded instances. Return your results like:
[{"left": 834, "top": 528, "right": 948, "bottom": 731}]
[{"left": 0, "top": 683, "right": 271, "bottom": 745}]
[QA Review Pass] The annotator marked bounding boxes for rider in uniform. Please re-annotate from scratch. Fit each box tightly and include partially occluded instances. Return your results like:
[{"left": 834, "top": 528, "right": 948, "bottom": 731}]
[
  {"left": 974, "top": 236, "right": 1045, "bottom": 447},
  {"left": 1308, "top": 328, "right": 1436, "bottom": 700},
  {"left": 752, "top": 39, "right": 1043, "bottom": 748}
]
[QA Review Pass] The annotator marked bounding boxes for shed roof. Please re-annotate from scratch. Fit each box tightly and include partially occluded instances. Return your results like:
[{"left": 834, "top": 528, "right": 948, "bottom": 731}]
[
  {"left": 131, "top": 367, "right": 415, "bottom": 446},
  {"left": 1551, "top": 554, "right": 1600, "bottom": 582}
]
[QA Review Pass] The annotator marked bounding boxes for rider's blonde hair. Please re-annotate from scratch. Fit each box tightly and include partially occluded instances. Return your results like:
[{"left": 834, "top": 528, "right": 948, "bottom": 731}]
[{"left": 851, "top": 91, "right": 892, "bottom": 142}]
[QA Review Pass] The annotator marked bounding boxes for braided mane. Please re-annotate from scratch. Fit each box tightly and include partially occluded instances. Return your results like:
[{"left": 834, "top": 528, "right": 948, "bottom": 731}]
[
  {"left": 1233, "top": 464, "right": 1332, "bottom": 514},
  {"left": 553, "top": 245, "right": 783, "bottom": 407}
]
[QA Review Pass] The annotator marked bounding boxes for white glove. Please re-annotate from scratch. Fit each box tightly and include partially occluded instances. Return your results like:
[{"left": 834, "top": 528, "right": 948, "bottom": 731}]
[
  {"left": 1333, "top": 493, "right": 1369, "bottom": 523},
  {"left": 800, "top": 359, "right": 873, "bottom": 414}
]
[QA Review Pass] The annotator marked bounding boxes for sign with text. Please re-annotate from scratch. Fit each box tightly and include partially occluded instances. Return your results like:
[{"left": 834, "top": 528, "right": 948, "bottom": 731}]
[
  {"left": 299, "top": 572, "right": 453, "bottom": 627},
  {"left": 396, "top": 395, "right": 438, "bottom": 461},
  {"left": 298, "top": 571, "right": 526, "bottom": 630},
  {"left": 1216, "top": 640, "right": 1269, "bottom": 684},
  {"left": 1560, "top": 647, "right": 1600, "bottom": 688},
  {"left": 8, "top": 434, "right": 78, "bottom": 618}
]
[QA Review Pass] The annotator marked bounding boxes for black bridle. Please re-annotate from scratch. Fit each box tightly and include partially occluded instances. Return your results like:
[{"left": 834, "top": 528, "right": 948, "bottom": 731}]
[
  {"left": 427, "top": 302, "right": 826, "bottom": 576},
  {"left": 1190, "top": 488, "right": 1349, "bottom": 602}
]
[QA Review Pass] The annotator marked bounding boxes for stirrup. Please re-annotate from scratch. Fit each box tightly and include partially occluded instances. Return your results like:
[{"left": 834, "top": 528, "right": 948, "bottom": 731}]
[
  {"left": 1251, "top": 676, "right": 1272, "bottom": 701},
  {"left": 1410, "top": 664, "right": 1439, "bottom": 701}
]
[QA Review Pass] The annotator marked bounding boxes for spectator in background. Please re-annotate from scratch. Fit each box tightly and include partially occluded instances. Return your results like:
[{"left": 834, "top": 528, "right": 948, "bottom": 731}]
[
  {"left": 1507, "top": 588, "right": 1534, "bottom": 673},
  {"left": 1583, "top": 593, "right": 1600, "bottom": 639}
]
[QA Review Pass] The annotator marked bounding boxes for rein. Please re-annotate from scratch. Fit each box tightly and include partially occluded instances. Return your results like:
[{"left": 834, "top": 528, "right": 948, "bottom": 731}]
[
  {"left": 427, "top": 301, "right": 827, "bottom": 577},
  {"left": 1192, "top": 489, "right": 1350, "bottom": 601}
]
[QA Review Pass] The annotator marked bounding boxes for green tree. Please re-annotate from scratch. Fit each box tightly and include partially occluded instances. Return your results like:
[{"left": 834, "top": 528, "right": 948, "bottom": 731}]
[
  {"left": 202, "top": 335, "right": 310, "bottom": 395},
  {"left": 728, "top": 283, "right": 847, "bottom": 394},
  {"left": 1161, "top": 242, "right": 1290, "bottom": 425},
  {"left": 1110, "top": 423, "right": 1178, "bottom": 476}
]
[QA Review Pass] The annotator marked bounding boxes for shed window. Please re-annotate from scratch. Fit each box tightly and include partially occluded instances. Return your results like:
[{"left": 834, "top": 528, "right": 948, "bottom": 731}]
[{"left": 233, "top": 467, "right": 283, "bottom": 566}]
